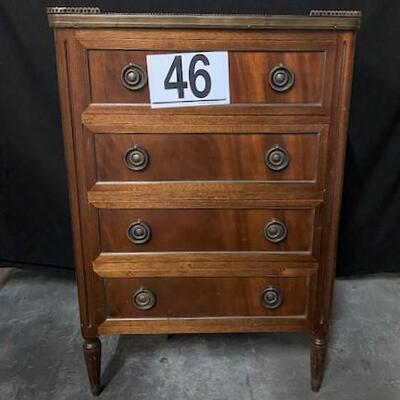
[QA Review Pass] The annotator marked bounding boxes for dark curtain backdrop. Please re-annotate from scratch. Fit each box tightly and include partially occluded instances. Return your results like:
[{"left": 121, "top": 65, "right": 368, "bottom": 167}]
[{"left": 1, "top": 0, "right": 399, "bottom": 275}]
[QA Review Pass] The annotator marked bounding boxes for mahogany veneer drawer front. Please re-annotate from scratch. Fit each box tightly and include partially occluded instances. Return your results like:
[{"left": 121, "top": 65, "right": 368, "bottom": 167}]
[
  {"left": 89, "top": 48, "right": 334, "bottom": 111},
  {"left": 104, "top": 276, "right": 314, "bottom": 318},
  {"left": 95, "top": 131, "right": 322, "bottom": 182},
  {"left": 48, "top": 8, "right": 360, "bottom": 396},
  {"left": 99, "top": 208, "right": 316, "bottom": 253}
]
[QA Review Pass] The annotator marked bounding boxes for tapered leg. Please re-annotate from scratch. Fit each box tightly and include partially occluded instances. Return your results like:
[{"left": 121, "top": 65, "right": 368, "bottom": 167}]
[
  {"left": 310, "top": 332, "right": 328, "bottom": 392},
  {"left": 83, "top": 337, "right": 102, "bottom": 396}
]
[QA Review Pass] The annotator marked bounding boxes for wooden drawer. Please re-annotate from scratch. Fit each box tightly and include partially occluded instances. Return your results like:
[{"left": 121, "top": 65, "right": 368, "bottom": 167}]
[
  {"left": 99, "top": 208, "right": 316, "bottom": 253},
  {"left": 88, "top": 45, "right": 334, "bottom": 114},
  {"left": 104, "top": 276, "right": 314, "bottom": 318},
  {"left": 95, "top": 132, "right": 321, "bottom": 182}
]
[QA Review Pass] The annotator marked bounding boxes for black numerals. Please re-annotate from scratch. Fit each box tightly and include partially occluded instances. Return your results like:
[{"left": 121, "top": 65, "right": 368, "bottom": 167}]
[
  {"left": 164, "top": 54, "right": 212, "bottom": 99},
  {"left": 189, "top": 54, "right": 212, "bottom": 98},
  {"left": 164, "top": 55, "right": 188, "bottom": 99}
]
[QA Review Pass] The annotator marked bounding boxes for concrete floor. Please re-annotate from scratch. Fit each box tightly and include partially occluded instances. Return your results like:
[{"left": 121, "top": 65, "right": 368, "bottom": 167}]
[{"left": 0, "top": 267, "right": 399, "bottom": 400}]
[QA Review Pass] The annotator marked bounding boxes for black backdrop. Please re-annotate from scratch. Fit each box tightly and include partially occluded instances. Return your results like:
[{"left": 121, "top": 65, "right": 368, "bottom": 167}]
[{"left": 1, "top": 0, "right": 399, "bottom": 276}]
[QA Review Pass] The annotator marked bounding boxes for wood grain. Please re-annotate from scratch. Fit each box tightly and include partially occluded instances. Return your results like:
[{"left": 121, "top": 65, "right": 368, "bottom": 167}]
[
  {"left": 98, "top": 317, "right": 312, "bottom": 335},
  {"left": 309, "top": 32, "right": 357, "bottom": 391},
  {"left": 83, "top": 107, "right": 331, "bottom": 129},
  {"left": 66, "top": 37, "right": 107, "bottom": 333},
  {"left": 93, "top": 253, "right": 318, "bottom": 278},
  {"left": 54, "top": 30, "right": 107, "bottom": 338},
  {"left": 49, "top": 17, "right": 359, "bottom": 392},
  {"left": 230, "top": 51, "right": 325, "bottom": 104},
  {"left": 88, "top": 182, "right": 324, "bottom": 209},
  {"left": 82, "top": 338, "right": 101, "bottom": 396},
  {"left": 89, "top": 50, "right": 150, "bottom": 103},
  {"left": 53, "top": 30, "right": 90, "bottom": 329},
  {"left": 88, "top": 49, "right": 332, "bottom": 113},
  {"left": 99, "top": 208, "right": 315, "bottom": 253},
  {"left": 104, "top": 276, "right": 312, "bottom": 318},
  {"left": 95, "top": 132, "right": 320, "bottom": 182}
]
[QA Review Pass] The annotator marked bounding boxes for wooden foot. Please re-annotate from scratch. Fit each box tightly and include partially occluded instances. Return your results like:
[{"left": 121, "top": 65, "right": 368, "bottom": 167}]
[
  {"left": 310, "top": 333, "right": 327, "bottom": 392},
  {"left": 83, "top": 338, "right": 102, "bottom": 396}
]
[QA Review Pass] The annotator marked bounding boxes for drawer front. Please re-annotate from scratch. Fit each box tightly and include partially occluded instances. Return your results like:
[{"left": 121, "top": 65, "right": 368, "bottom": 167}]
[
  {"left": 88, "top": 47, "right": 334, "bottom": 113},
  {"left": 104, "top": 276, "right": 313, "bottom": 318},
  {"left": 230, "top": 51, "right": 324, "bottom": 104},
  {"left": 95, "top": 132, "right": 319, "bottom": 182},
  {"left": 99, "top": 208, "right": 315, "bottom": 253}
]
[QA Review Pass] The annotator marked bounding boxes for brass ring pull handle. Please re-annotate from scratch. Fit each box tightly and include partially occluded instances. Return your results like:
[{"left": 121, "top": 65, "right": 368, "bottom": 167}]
[
  {"left": 268, "top": 63, "right": 295, "bottom": 92},
  {"left": 121, "top": 63, "right": 147, "bottom": 91},
  {"left": 261, "top": 286, "right": 283, "bottom": 309},
  {"left": 127, "top": 220, "right": 151, "bottom": 244},
  {"left": 264, "top": 219, "right": 288, "bottom": 243},
  {"left": 132, "top": 287, "right": 156, "bottom": 310},
  {"left": 124, "top": 145, "right": 149, "bottom": 171},
  {"left": 265, "top": 145, "right": 290, "bottom": 171}
]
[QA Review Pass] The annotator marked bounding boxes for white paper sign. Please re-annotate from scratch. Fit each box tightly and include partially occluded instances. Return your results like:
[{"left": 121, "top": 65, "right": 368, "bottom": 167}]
[{"left": 146, "top": 51, "right": 230, "bottom": 108}]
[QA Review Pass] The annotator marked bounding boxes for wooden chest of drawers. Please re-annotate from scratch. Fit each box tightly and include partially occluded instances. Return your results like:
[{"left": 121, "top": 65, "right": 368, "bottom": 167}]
[{"left": 48, "top": 8, "right": 360, "bottom": 395}]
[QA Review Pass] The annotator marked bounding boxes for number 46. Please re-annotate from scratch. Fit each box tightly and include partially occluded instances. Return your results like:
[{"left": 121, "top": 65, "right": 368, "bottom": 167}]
[{"left": 164, "top": 54, "right": 212, "bottom": 99}]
